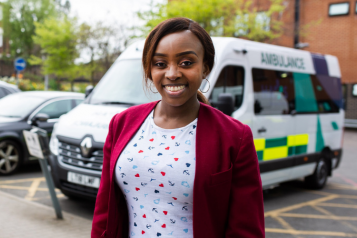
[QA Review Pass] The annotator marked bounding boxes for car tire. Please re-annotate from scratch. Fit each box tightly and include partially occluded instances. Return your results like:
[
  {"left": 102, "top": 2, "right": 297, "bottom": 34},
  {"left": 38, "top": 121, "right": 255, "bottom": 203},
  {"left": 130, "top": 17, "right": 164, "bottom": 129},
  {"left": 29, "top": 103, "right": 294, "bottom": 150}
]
[
  {"left": 305, "top": 158, "right": 328, "bottom": 189},
  {"left": 0, "top": 140, "right": 22, "bottom": 175}
]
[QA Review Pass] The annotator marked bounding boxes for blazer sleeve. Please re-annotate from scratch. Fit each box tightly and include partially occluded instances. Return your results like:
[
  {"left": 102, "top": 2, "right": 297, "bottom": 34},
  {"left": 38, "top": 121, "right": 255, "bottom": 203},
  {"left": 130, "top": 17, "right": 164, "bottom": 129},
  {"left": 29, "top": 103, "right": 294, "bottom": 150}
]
[
  {"left": 225, "top": 124, "right": 265, "bottom": 238},
  {"left": 91, "top": 115, "right": 116, "bottom": 238}
]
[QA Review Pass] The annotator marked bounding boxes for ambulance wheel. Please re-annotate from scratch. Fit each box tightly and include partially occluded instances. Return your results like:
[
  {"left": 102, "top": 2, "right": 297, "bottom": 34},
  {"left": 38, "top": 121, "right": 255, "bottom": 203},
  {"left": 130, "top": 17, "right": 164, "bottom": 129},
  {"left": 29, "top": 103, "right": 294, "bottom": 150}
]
[{"left": 305, "top": 159, "right": 328, "bottom": 189}]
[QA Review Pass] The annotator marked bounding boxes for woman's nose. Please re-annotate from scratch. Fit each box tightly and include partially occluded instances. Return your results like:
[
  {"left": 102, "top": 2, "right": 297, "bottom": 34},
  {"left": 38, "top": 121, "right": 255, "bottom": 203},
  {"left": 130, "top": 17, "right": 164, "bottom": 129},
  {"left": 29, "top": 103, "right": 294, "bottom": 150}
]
[{"left": 165, "top": 65, "right": 181, "bottom": 81}]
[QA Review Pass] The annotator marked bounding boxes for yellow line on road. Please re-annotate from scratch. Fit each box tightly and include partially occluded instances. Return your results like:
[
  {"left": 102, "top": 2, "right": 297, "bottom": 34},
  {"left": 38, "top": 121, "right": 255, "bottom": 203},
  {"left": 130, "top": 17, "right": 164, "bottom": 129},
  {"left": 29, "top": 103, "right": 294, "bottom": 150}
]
[
  {"left": 0, "top": 185, "right": 48, "bottom": 191},
  {"left": 271, "top": 215, "right": 295, "bottom": 230},
  {"left": 280, "top": 213, "right": 357, "bottom": 221},
  {"left": 264, "top": 195, "right": 339, "bottom": 217},
  {"left": 29, "top": 194, "right": 65, "bottom": 201},
  {"left": 0, "top": 177, "right": 45, "bottom": 184},
  {"left": 24, "top": 179, "right": 42, "bottom": 200},
  {"left": 328, "top": 183, "right": 357, "bottom": 190},
  {"left": 318, "top": 203, "right": 357, "bottom": 209},
  {"left": 303, "top": 190, "right": 357, "bottom": 199},
  {"left": 265, "top": 228, "right": 357, "bottom": 237},
  {"left": 311, "top": 205, "right": 357, "bottom": 233}
]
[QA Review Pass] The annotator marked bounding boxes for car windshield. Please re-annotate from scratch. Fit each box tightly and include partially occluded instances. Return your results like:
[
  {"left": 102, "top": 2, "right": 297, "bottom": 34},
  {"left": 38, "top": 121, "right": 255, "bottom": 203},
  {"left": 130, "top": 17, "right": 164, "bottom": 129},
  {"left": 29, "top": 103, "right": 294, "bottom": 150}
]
[
  {"left": 0, "top": 94, "right": 46, "bottom": 118},
  {"left": 89, "top": 59, "right": 161, "bottom": 105}
]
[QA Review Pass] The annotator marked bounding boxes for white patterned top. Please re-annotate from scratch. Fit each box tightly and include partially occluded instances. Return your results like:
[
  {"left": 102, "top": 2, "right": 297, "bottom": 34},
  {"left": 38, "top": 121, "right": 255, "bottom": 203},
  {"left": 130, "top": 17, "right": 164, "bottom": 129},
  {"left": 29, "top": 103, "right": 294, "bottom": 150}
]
[{"left": 115, "top": 109, "right": 197, "bottom": 238}]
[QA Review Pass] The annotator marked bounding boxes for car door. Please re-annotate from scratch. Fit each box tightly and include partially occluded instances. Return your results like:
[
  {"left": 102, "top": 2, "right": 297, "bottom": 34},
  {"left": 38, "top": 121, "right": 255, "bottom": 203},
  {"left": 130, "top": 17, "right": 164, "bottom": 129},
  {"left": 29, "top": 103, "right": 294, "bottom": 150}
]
[
  {"left": 33, "top": 99, "right": 74, "bottom": 137},
  {"left": 252, "top": 68, "right": 296, "bottom": 186}
]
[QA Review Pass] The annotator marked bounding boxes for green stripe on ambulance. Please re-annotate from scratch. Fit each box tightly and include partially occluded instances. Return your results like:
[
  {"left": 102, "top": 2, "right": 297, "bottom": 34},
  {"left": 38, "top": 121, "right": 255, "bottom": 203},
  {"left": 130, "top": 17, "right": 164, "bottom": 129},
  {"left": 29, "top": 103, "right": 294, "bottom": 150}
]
[{"left": 254, "top": 134, "right": 309, "bottom": 161}]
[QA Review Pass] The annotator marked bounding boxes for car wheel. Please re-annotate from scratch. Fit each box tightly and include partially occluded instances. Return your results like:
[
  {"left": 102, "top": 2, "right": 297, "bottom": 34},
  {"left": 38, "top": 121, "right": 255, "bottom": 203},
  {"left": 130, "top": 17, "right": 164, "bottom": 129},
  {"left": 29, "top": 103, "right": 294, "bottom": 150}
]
[
  {"left": 305, "top": 159, "right": 328, "bottom": 189},
  {"left": 0, "top": 140, "right": 21, "bottom": 175}
]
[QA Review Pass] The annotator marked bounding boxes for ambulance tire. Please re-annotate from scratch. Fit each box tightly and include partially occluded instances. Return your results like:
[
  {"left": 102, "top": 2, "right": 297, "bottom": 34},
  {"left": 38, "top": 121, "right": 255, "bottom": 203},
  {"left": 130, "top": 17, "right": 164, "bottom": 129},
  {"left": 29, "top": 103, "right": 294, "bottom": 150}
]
[{"left": 305, "top": 158, "right": 328, "bottom": 189}]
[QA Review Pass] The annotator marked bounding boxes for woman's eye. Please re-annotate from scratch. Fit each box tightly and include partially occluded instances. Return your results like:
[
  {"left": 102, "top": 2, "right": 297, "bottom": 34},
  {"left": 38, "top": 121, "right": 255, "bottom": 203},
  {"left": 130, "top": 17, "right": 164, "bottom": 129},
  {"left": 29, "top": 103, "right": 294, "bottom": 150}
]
[
  {"left": 181, "top": 61, "right": 193, "bottom": 66},
  {"left": 155, "top": 62, "right": 165, "bottom": 67}
]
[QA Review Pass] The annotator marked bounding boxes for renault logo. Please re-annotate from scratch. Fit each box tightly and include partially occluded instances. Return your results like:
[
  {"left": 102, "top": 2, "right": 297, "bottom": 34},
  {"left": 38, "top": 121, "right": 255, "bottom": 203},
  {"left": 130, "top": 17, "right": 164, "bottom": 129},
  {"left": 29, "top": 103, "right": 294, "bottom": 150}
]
[{"left": 80, "top": 137, "right": 92, "bottom": 158}]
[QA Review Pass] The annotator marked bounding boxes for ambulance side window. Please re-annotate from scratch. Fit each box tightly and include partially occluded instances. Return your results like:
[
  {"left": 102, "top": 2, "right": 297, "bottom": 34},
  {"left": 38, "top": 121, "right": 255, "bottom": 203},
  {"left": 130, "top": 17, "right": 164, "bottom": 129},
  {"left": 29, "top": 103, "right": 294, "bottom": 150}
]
[
  {"left": 252, "top": 68, "right": 296, "bottom": 115},
  {"left": 209, "top": 66, "right": 245, "bottom": 110}
]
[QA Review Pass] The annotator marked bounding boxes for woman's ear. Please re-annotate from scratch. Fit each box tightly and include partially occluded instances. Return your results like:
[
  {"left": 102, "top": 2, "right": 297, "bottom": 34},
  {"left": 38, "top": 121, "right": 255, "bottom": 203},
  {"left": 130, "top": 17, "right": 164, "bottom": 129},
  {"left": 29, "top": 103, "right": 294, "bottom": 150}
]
[{"left": 202, "top": 63, "right": 210, "bottom": 79}]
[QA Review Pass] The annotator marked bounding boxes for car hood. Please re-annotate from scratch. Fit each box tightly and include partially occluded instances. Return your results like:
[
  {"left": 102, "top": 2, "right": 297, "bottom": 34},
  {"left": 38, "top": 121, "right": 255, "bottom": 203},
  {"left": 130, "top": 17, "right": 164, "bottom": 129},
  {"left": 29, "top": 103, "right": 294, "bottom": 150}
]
[
  {"left": 0, "top": 117, "right": 21, "bottom": 123},
  {"left": 56, "top": 103, "right": 129, "bottom": 143}
]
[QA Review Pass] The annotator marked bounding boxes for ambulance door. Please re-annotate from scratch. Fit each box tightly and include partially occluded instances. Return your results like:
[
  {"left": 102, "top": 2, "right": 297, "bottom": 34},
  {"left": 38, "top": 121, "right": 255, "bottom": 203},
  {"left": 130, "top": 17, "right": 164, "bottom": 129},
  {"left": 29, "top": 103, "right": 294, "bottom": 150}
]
[
  {"left": 252, "top": 68, "right": 296, "bottom": 187},
  {"left": 208, "top": 60, "right": 250, "bottom": 125}
]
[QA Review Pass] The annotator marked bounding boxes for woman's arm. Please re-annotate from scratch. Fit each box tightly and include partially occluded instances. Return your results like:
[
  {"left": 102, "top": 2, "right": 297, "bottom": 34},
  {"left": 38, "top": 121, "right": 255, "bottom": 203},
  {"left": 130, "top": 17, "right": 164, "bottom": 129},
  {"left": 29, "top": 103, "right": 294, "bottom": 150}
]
[
  {"left": 91, "top": 116, "right": 115, "bottom": 238},
  {"left": 225, "top": 124, "right": 265, "bottom": 238}
]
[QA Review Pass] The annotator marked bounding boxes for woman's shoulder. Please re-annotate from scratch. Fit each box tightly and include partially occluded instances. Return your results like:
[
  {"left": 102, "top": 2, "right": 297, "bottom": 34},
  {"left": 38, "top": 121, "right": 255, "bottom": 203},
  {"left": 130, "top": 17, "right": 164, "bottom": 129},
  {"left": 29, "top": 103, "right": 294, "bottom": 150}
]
[
  {"left": 199, "top": 103, "right": 247, "bottom": 133},
  {"left": 111, "top": 101, "right": 158, "bottom": 125}
]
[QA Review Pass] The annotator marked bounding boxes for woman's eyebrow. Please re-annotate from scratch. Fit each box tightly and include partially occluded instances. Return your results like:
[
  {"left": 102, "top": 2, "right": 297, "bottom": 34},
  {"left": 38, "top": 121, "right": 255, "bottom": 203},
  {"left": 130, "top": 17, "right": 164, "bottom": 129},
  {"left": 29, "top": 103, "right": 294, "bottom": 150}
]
[
  {"left": 154, "top": 51, "right": 198, "bottom": 57},
  {"left": 175, "top": 51, "right": 197, "bottom": 57}
]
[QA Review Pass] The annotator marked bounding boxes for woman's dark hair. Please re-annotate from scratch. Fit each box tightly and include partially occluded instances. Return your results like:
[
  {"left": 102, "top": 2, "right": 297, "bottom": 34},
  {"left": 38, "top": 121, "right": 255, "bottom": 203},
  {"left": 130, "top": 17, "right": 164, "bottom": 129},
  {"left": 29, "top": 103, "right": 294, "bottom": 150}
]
[{"left": 142, "top": 17, "right": 215, "bottom": 104}]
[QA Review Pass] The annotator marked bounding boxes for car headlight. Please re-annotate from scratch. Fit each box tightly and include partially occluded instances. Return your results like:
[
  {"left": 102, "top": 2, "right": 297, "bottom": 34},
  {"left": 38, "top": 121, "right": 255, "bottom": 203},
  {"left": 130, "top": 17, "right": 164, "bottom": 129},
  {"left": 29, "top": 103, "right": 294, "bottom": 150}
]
[{"left": 49, "top": 123, "right": 59, "bottom": 156}]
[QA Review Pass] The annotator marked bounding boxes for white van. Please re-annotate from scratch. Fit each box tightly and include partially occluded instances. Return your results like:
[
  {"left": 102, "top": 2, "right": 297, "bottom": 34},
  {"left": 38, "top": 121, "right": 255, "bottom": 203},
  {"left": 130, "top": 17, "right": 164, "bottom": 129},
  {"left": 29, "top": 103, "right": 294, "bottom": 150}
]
[{"left": 48, "top": 37, "right": 344, "bottom": 199}]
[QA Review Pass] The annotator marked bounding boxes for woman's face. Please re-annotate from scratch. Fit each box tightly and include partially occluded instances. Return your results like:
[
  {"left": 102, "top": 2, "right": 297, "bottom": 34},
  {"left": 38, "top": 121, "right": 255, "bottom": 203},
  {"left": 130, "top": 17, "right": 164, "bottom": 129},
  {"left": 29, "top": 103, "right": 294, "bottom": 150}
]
[{"left": 151, "top": 30, "right": 209, "bottom": 107}]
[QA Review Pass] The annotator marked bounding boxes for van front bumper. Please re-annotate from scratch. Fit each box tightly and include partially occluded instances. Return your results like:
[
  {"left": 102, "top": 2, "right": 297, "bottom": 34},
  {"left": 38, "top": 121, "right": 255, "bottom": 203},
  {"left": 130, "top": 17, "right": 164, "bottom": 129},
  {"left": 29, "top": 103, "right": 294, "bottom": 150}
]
[{"left": 48, "top": 153, "right": 101, "bottom": 201}]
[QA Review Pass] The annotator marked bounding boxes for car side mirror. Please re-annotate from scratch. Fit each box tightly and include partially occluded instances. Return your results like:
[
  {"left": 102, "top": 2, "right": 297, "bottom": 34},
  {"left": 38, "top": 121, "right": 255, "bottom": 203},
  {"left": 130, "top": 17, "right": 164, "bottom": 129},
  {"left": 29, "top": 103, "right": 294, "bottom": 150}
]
[
  {"left": 31, "top": 113, "right": 49, "bottom": 126},
  {"left": 85, "top": 85, "right": 94, "bottom": 98},
  {"left": 211, "top": 93, "right": 234, "bottom": 116}
]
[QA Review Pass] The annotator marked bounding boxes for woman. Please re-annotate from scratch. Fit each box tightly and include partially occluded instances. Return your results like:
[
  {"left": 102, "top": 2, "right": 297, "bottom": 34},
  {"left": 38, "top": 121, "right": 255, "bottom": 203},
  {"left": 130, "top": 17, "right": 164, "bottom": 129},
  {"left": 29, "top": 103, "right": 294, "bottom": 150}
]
[{"left": 92, "top": 18, "right": 265, "bottom": 238}]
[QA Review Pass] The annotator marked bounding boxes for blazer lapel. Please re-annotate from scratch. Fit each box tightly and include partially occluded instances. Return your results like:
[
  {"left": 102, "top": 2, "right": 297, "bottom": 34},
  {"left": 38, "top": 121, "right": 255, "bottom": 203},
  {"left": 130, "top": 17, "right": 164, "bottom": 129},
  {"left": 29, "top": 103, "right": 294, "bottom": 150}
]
[{"left": 109, "top": 101, "right": 159, "bottom": 182}]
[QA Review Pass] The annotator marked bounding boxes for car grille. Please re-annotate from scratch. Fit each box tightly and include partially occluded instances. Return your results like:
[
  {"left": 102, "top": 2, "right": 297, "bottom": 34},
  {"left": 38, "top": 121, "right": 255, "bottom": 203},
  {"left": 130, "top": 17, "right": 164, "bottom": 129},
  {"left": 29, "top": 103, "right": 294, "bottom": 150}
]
[{"left": 58, "top": 141, "right": 103, "bottom": 171}]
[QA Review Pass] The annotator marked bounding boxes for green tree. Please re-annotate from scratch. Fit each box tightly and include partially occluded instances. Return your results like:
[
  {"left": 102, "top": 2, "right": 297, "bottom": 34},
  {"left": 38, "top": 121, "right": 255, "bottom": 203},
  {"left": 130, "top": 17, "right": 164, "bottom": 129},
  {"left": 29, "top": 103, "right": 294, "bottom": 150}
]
[
  {"left": 78, "top": 21, "right": 129, "bottom": 85},
  {"left": 29, "top": 16, "right": 81, "bottom": 91},
  {"left": 2, "top": 0, "right": 70, "bottom": 59},
  {"left": 138, "top": 0, "right": 285, "bottom": 42}
]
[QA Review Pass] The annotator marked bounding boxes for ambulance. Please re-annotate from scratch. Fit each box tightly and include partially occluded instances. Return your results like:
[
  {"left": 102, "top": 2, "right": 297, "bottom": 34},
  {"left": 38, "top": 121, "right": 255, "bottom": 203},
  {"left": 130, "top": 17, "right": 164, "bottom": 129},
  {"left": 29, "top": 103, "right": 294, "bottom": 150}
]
[{"left": 48, "top": 37, "right": 344, "bottom": 199}]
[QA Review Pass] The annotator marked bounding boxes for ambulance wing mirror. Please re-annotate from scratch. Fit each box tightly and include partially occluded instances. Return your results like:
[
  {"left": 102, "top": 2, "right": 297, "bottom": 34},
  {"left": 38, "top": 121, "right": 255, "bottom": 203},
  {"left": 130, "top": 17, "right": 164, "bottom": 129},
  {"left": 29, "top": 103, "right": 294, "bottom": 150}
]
[
  {"left": 85, "top": 85, "right": 94, "bottom": 98},
  {"left": 215, "top": 93, "right": 235, "bottom": 116}
]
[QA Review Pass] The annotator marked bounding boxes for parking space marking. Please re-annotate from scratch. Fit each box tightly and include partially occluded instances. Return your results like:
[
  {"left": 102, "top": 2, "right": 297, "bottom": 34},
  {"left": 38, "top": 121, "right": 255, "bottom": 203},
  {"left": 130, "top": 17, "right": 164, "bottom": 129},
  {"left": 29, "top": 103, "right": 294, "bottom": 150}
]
[
  {"left": 264, "top": 195, "right": 339, "bottom": 217},
  {"left": 24, "top": 178, "right": 42, "bottom": 200},
  {"left": 312, "top": 205, "right": 357, "bottom": 233},
  {"left": 279, "top": 213, "right": 357, "bottom": 221},
  {"left": 0, "top": 185, "right": 49, "bottom": 191},
  {"left": 0, "top": 177, "right": 62, "bottom": 201},
  {"left": 318, "top": 203, "right": 357, "bottom": 209},
  {"left": 328, "top": 183, "right": 357, "bottom": 190},
  {"left": 29, "top": 194, "right": 65, "bottom": 201},
  {"left": 0, "top": 177, "right": 45, "bottom": 184},
  {"left": 265, "top": 228, "right": 357, "bottom": 237},
  {"left": 2, "top": 178, "right": 357, "bottom": 237},
  {"left": 265, "top": 183, "right": 357, "bottom": 237}
]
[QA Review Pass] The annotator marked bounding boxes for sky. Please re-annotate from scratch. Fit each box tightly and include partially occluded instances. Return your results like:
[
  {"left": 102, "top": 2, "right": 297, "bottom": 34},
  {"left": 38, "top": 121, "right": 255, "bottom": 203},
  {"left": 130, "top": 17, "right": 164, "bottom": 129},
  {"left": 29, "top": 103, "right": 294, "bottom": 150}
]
[
  {"left": 69, "top": 0, "right": 163, "bottom": 63},
  {"left": 69, "top": 0, "right": 161, "bottom": 27}
]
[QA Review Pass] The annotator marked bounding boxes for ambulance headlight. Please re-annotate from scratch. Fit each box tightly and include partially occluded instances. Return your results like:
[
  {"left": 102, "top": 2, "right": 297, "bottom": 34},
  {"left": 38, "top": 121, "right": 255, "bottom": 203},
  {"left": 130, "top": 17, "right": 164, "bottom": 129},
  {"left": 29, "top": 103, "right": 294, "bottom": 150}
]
[{"left": 49, "top": 123, "right": 59, "bottom": 156}]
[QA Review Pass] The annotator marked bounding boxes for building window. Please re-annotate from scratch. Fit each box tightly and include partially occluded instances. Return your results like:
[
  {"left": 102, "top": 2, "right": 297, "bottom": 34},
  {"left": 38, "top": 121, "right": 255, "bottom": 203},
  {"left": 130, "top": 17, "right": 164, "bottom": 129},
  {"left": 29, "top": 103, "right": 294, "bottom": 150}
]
[
  {"left": 352, "top": 84, "right": 357, "bottom": 97},
  {"left": 329, "top": 2, "right": 350, "bottom": 16},
  {"left": 355, "top": 1, "right": 357, "bottom": 14}
]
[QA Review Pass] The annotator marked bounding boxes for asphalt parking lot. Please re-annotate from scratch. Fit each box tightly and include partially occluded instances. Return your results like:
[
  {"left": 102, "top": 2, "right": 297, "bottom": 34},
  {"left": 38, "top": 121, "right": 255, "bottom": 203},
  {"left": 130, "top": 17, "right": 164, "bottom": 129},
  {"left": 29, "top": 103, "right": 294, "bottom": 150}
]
[{"left": 0, "top": 129, "right": 356, "bottom": 237}]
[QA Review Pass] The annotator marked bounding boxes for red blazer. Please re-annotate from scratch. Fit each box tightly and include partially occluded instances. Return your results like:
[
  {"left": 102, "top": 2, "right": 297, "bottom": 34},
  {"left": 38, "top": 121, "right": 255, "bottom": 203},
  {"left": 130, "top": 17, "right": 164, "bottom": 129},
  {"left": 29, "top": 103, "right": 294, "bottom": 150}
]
[{"left": 91, "top": 101, "right": 265, "bottom": 238}]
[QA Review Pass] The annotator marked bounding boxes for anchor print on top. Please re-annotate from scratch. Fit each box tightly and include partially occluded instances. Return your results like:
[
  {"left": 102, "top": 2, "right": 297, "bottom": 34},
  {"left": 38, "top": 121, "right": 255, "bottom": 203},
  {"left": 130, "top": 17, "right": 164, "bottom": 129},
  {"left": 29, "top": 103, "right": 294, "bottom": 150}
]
[{"left": 114, "top": 109, "right": 196, "bottom": 237}]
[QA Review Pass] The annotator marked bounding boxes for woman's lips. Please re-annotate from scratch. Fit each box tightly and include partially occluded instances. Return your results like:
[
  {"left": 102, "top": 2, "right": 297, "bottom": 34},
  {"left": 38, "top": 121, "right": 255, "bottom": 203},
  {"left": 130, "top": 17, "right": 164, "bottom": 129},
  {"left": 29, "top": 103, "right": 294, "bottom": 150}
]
[{"left": 163, "top": 85, "right": 187, "bottom": 97}]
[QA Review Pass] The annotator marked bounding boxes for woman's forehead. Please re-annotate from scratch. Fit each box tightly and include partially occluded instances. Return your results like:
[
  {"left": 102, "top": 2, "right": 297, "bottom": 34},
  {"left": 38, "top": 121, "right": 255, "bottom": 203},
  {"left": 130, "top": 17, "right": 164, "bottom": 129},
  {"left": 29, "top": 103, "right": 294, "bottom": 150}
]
[{"left": 155, "top": 31, "right": 204, "bottom": 56}]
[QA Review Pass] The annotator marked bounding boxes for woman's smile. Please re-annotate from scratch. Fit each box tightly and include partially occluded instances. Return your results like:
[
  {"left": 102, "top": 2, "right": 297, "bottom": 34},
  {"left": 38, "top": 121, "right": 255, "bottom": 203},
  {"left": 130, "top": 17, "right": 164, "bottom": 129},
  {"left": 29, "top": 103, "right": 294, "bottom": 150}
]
[{"left": 163, "top": 84, "right": 188, "bottom": 97}]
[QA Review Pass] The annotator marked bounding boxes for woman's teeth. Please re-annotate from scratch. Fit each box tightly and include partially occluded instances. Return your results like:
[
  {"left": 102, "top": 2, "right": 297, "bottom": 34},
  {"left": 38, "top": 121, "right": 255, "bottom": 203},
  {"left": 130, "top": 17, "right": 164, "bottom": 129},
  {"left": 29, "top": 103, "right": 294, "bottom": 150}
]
[{"left": 165, "top": 85, "right": 185, "bottom": 92}]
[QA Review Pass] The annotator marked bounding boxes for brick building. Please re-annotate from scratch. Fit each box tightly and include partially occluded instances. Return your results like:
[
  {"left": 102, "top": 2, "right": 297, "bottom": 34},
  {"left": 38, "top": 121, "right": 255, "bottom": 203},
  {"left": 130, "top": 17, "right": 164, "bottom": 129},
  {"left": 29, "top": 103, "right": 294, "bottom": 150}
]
[{"left": 260, "top": 0, "right": 357, "bottom": 122}]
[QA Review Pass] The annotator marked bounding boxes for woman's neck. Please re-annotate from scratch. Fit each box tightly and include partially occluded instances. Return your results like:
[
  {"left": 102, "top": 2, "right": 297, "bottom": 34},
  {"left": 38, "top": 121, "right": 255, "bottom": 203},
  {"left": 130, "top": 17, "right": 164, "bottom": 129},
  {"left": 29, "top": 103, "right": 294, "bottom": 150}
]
[{"left": 153, "top": 94, "right": 200, "bottom": 129}]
